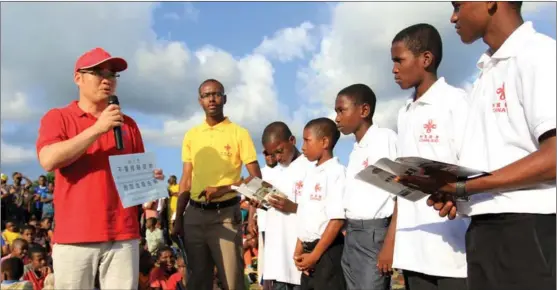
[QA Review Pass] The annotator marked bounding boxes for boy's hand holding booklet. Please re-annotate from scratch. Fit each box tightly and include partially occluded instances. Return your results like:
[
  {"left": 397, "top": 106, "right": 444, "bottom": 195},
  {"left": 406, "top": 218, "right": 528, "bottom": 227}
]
[
  {"left": 355, "top": 156, "right": 490, "bottom": 202},
  {"left": 232, "top": 177, "right": 287, "bottom": 210}
]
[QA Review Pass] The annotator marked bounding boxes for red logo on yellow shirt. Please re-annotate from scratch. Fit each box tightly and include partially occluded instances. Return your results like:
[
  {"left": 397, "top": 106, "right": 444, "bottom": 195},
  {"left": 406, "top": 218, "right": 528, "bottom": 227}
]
[{"left": 221, "top": 144, "right": 232, "bottom": 157}]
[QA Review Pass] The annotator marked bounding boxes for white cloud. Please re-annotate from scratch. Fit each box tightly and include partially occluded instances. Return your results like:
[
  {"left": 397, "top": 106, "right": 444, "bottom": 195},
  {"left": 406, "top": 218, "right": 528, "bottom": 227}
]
[
  {"left": 255, "top": 21, "right": 317, "bottom": 62},
  {"left": 0, "top": 2, "right": 307, "bottom": 156},
  {"left": 1, "top": 139, "right": 35, "bottom": 165},
  {"left": 1, "top": 2, "right": 554, "bottom": 169},
  {"left": 297, "top": 2, "right": 556, "bottom": 129}
]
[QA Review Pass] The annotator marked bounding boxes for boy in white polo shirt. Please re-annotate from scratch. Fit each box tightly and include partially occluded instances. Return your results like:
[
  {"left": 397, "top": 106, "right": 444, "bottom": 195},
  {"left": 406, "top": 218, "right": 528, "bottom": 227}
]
[
  {"left": 334, "top": 84, "right": 398, "bottom": 290},
  {"left": 389, "top": 23, "right": 469, "bottom": 290},
  {"left": 294, "top": 117, "right": 346, "bottom": 290},
  {"left": 402, "top": 2, "right": 556, "bottom": 290},
  {"left": 262, "top": 121, "right": 314, "bottom": 290}
]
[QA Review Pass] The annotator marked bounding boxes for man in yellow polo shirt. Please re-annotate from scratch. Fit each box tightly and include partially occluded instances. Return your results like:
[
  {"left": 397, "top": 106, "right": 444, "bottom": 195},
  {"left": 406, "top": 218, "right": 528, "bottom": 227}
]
[{"left": 173, "top": 79, "right": 262, "bottom": 290}]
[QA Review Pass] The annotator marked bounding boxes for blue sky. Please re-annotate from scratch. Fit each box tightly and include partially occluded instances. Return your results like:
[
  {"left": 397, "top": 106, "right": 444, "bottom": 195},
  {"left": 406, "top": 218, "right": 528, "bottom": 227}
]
[{"left": 1, "top": 2, "right": 555, "bottom": 181}]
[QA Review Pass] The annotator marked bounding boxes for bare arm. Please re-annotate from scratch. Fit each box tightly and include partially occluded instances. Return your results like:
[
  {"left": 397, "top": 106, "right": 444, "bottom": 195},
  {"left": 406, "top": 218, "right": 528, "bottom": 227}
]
[
  {"left": 244, "top": 162, "right": 262, "bottom": 235},
  {"left": 22, "top": 177, "right": 33, "bottom": 189},
  {"left": 310, "top": 219, "right": 345, "bottom": 259},
  {"left": 176, "top": 162, "right": 193, "bottom": 218},
  {"left": 39, "top": 126, "right": 102, "bottom": 172}
]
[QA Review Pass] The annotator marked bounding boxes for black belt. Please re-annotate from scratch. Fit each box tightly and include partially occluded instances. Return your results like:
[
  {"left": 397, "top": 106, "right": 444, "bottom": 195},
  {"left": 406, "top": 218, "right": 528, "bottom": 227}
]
[
  {"left": 189, "top": 196, "right": 240, "bottom": 210},
  {"left": 302, "top": 233, "right": 345, "bottom": 253}
]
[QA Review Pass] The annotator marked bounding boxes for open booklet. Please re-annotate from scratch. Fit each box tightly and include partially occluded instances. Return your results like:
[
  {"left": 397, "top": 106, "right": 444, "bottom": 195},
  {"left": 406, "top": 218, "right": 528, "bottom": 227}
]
[
  {"left": 231, "top": 177, "right": 287, "bottom": 210},
  {"left": 355, "top": 157, "right": 490, "bottom": 202}
]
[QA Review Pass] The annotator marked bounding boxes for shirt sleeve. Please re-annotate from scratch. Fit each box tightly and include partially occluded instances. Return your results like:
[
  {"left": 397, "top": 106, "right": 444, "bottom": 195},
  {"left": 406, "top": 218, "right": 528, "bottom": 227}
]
[
  {"left": 181, "top": 130, "right": 192, "bottom": 163},
  {"left": 127, "top": 117, "right": 145, "bottom": 154},
  {"left": 449, "top": 90, "right": 470, "bottom": 161},
  {"left": 387, "top": 130, "right": 398, "bottom": 161},
  {"left": 36, "top": 109, "right": 67, "bottom": 156},
  {"left": 325, "top": 167, "right": 346, "bottom": 220},
  {"left": 518, "top": 40, "right": 557, "bottom": 142},
  {"left": 237, "top": 127, "right": 258, "bottom": 164}
]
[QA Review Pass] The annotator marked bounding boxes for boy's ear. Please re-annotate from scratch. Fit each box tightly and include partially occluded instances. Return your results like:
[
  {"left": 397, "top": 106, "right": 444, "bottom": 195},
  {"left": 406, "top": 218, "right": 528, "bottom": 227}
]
[
  {"left": 360, "top": 103, "right": 371, "bottom": 119},
  {"left": 422, "top": 51, "right": 434, "bottom": 70},
  {"left": 322, "top": 136, "right": 330, "bottom": 150}
]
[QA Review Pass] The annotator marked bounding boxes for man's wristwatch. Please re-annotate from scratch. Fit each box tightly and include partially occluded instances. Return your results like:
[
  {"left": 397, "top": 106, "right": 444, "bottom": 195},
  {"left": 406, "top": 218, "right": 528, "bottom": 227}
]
[{"left": 454, "top": 180, "right": 469, "bottom": 202}]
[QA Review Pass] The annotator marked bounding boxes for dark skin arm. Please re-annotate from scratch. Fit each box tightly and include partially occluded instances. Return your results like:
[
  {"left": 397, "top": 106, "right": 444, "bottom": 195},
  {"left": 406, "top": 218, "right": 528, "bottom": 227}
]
[
  {"left": 377, "top": 199, "right": 397, "bottom": 275},
  {"left": 172, "top": 162, "right": 193, "bottom": 237},
  {"left": 294, "top": 219, "right": 344, "bottom": 271},
  {"left": 401, "top": 134, "right": 556, "bottom": 219}
]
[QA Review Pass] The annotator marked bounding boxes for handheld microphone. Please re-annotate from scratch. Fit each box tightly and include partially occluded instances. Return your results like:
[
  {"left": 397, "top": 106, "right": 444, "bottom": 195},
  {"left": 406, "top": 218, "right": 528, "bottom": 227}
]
[{"left": 108, "top": 95, "right": 124, "bottom": 150}]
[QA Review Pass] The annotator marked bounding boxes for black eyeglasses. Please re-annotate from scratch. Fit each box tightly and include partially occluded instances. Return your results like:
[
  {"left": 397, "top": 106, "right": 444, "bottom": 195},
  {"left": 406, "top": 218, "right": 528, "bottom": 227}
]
[
  {"left": 200, "top": 91, "right": 225, "bottom": 99},
  {"left": 78, "top": 69, "right": 120, "bottom": 79}
]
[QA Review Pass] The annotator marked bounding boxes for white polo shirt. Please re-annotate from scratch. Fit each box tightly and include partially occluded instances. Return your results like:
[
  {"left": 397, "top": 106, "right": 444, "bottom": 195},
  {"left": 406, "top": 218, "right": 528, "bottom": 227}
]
[
  {"left": 297, "top": 157, "right": 346, "bottom": 242},
  {"left": 264, "top": 154, "right": 314, "bottom": 285},
  {"left": 344, "top": 125, "right": 398, "bottom": 220},
  {"left": 258, "top": 165, "right": 277, "bottom": 232},
  {"left": 393, "top": 77, "right": 470, "bottom": 278},
  {"left": 457, "top": 21, "right": 556, "bottom": 216}
]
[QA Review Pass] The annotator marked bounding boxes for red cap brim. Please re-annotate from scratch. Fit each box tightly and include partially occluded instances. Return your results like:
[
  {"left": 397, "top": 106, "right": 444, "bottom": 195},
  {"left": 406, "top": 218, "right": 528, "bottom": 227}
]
[{"left": 79, "top": 57, "right": 128, "bottom": 72}]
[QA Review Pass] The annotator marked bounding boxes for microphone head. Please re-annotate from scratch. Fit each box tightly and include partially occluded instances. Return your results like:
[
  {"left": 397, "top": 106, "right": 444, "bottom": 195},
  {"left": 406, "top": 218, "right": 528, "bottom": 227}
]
[{"left": 108, "top": 95, "right": 119, "bottom": 105}]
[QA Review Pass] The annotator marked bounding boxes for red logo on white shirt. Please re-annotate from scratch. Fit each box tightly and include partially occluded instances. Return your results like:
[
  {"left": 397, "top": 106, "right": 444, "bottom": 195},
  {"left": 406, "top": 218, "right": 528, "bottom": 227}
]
[
  {"left": 420, "top": 119, "right": 439, "bottom": 143},
  {"left": 493, "top": 82, "right": 508, "bottom": 113},
  {"left": 310, "top": 183, "right": 322, "bottom": 201},
  {"left": 362, "top": 158, "right": 369, "bottom": 168},
  {"left": 294, "top": 180, "right": 304, "bottom": 196}
]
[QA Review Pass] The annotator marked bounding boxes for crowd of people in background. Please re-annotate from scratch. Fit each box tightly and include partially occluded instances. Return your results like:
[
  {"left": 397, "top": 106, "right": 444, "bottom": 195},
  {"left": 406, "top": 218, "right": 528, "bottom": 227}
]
[{"left": 0, "top": 172, "right": 261, "bottom": 290}]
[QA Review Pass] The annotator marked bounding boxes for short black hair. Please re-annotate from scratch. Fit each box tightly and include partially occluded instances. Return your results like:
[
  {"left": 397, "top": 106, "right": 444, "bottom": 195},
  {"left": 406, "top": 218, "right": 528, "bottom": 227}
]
[
  {"left": 337, "top": 84, "right": 377, "bottom": 120},
  {"left": 262, "top": 122, "right": 293, "bottom": 145},
  {"left": 157, "top": 246, "right": 174, "bottom": 259},
  {"left": 27, "top": 244, "right": 46, "bottom": 259},
  {"left": 198, "top": 79, "right": 225, "bottom": 95},
  {"left": 1, "top": 257, "right": 25, "bottom": 280},
  {"left": 392, "top": 23, "right": 443, "bottom": 70},
  {"left": 146, "top": 217, "right": 158, "bottom": 225},
  {"left": 21, "top": 225, "right": 35, "bottom": 233},
  {"left": 304, "top": 118, "right": 341, "bottom": 149},
  {"left": 12, "top": 238, "right": 28, "bottom": 249}
]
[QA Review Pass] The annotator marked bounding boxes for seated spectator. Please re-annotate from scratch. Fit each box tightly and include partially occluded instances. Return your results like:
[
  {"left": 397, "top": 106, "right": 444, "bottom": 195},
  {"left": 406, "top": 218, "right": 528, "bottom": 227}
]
[
  {"left": 1, "top": 236, "right": 9, "bottom": 257},
  {"left": 27, "top": 217, "right": 38, "bottom": 229},
  {"left": 1, "top": 257, "right": 33, "bottom": 290},
  {"left": 1, "top": 239, "right": 29, "bottom": 264},
  {"left": 2, "top": 222, "right": 21, "bottom": 246},
  {"left": 146, "top": 217, "right": 164, "bottom": 257},
  {"left": 243, "top": 233, "right": 258, "bottom": 271},
  {"left": 34, "top": 217, "right": 51, "bottom": 253},
  {"left": 150, "top": 246, "right": 177, "bottom": 290},
  {"left": 22, "top": 245, "right": 50, "bottom": 290},
  {"left": 138, "top": 248, "right": 154, "bottom": 290},
  {"left": 20, "top": 226, "right": 36, "bottom": 245},
  {"left": 167, "top": 255, "right": 187, "bottom": 290}
]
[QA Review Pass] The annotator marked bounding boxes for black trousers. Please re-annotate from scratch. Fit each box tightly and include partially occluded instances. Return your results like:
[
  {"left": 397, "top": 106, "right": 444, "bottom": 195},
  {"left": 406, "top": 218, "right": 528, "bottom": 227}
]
[
  {"left": 403, "top": 270, "right": 467, "bottom": 290},
  {"left": 466, "top": 213, "right": 555, "bottom": 290},
  {"left": 300, "top": 234, "right": 346, "bottom": 290}
]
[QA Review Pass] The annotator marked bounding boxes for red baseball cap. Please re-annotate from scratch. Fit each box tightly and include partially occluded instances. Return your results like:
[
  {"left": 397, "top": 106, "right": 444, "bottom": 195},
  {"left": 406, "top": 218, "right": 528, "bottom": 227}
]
[{"left": 74, "top": 47, "right": 128, "bottom": 72}]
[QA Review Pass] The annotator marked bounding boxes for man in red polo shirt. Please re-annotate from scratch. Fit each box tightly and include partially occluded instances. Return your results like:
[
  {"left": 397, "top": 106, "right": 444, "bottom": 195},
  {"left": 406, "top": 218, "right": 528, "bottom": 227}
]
[{"left": 36, "top": 47, "right": 164, "bottom": 289}]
